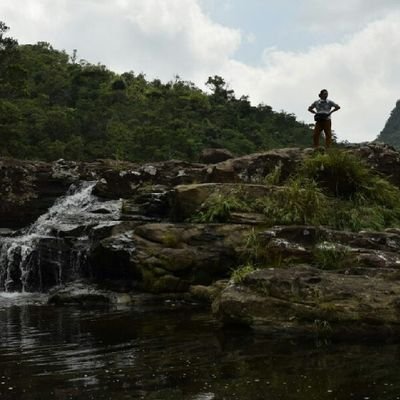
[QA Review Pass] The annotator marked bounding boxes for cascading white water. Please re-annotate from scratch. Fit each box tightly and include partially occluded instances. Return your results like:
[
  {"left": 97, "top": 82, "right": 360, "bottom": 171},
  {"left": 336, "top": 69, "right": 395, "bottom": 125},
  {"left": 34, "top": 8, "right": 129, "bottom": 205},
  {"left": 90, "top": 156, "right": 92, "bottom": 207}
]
[{"left": 0, "top": 182, "right": 121, "bottom": 292}]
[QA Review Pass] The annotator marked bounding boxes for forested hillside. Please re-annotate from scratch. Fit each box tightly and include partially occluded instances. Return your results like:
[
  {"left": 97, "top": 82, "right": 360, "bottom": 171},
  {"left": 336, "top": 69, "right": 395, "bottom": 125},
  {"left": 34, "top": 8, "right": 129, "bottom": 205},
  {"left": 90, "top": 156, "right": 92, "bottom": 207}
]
[
  {"left": 376, "top": 100, "right": 400, "bottom": 148},
  {"left": 0, "top": 22, "right": 313, "bottom": 162}
]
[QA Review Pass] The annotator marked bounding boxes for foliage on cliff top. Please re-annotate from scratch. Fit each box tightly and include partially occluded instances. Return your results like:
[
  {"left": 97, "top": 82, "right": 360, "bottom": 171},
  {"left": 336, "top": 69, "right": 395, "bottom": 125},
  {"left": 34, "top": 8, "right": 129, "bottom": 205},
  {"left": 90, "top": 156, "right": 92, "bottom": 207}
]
[{"left": 0, "top": 21, "right": 313, "bottom": 162}]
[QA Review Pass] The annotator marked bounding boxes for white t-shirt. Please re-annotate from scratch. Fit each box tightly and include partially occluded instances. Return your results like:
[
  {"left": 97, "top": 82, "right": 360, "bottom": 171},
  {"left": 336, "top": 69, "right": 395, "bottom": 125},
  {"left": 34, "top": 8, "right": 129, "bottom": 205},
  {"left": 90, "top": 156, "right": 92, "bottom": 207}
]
[{"left": 310, "top": 99, "right": 339, "bottom": 119}]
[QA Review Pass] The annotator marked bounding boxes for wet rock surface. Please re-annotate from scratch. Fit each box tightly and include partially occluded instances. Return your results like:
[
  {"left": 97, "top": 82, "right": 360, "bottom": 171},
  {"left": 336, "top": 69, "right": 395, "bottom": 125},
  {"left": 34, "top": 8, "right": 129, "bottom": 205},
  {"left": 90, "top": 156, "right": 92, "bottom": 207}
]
[
  {"left": 90, "top": 223, "right": 252, "bottom": 293},
  {"left": 212, "top": 265, "right": 400, "bottom": 339},
  {"left": 47, "top": 282, "right": 135, "bottom": 306}
]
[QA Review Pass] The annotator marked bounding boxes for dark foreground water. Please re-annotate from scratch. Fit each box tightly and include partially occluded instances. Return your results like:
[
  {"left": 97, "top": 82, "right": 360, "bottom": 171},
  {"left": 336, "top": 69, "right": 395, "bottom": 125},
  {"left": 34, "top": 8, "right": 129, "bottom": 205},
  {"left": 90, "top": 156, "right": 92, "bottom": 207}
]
[{"left": 1, "top": 294, "right": 400, "bottom": 400}]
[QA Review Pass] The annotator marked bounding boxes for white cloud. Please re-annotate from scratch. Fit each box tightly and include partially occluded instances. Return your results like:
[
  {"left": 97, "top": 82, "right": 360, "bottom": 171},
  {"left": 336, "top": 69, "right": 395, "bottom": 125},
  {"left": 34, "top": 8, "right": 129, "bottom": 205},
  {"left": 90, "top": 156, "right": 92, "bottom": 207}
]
[
  {"left": 301, "top": 0, "right": 400, "bottom": 34},
  {"left": 1, "top": 0, "right": 241, "bottom": 81},
  {"left": 213, "top": 12, "right": 400, "bottom": 142},
  {"left": 1, "top": 1, "right": 400, "bottom": 142}
]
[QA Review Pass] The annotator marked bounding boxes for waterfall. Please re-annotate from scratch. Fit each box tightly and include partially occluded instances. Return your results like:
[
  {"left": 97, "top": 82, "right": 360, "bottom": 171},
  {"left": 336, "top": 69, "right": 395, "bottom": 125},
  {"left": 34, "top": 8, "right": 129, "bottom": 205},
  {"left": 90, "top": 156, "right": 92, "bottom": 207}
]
[{"left": 0, "top": 182, "right": 121, "bottom": 292}]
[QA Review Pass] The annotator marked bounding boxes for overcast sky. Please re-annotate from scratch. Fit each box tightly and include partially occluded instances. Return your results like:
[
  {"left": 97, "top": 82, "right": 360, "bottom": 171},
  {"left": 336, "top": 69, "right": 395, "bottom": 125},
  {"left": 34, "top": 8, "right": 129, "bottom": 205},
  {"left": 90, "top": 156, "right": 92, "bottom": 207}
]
[{"left": 2, "top": 0, "right": 400, "bottom": 143}]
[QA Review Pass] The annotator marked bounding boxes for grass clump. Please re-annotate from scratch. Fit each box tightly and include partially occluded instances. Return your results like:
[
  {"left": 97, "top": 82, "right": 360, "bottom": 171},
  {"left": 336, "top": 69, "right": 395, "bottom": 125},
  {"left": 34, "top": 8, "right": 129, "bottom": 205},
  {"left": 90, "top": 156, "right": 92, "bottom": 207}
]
[
  {"left": 231, "top": 264, "right": 257, "bottom": 284},
  {"left": 263, "top": 161, "right": 283, "bottom": 185},
  {"left": 192, "top": 191, "right": 250, "bottom": 223},
  {"left": 259, "top": 177, "right": 328, "bottom": 225},
  {"left": 300, "top": 149, "right": 371, "bottom": 199},
  {"left": 296, "top": 149, "right": 400, "bottom": 231},
  {"left": 242, "top": 228, "right": 265, "bottom": 265},
  {"left": 313, "top": 241, "right": 351, "bottom": 270}
]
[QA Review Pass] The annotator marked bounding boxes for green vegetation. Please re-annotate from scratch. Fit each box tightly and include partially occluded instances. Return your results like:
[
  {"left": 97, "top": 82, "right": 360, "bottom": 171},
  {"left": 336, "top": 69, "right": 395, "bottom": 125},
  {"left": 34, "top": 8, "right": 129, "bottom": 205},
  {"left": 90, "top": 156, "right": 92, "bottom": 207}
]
[
  {"left": 193, "top": 149, "right": 400, "bottom": 231},
  {"left": 192, "top": 192, "right": 250, "bottom": 223},
  {"left": 261, "top": 150, "right": 400, "bottom": 231},
  {"left": 262, "top": 161, "right": 283, "bottom": 185},
  {"left": 376, "top": 99, "right": 400, "bottom": 148},
  {"left": 0, "top": 21, "right": 313, "bottom": 162},
  {"left": 300, "top": 149, "right": 371, "bottom": 198},
  {"left": 243, "top": 228, "right": 265, "bottom": 265},
  {"left": 231, "top": 264, "right": 257, "bottom": 284},
  {"left": 313, "top": 241, "right": 351, "bottom": 270},
  {"left": 260, "top": 178, "right": 328, "bottom": 225}
]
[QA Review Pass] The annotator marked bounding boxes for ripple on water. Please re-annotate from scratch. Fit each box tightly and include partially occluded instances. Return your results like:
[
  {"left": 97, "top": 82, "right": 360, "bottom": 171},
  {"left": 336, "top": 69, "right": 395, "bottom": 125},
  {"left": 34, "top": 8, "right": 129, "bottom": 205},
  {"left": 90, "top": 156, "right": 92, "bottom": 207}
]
[
  {"left": 0, "top": 292, "right": 48, "bottom": 307},
  {"left": 1, "top": 300, "right": 400, "bottom": 400}
]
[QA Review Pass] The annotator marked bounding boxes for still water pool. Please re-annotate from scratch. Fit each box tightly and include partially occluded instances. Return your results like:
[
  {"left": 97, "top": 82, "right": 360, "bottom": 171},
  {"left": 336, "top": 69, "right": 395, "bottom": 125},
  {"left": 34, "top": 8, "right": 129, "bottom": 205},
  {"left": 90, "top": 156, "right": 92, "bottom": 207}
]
[{"left": 1, "top": 293, "right": 400, "bottom": 400}]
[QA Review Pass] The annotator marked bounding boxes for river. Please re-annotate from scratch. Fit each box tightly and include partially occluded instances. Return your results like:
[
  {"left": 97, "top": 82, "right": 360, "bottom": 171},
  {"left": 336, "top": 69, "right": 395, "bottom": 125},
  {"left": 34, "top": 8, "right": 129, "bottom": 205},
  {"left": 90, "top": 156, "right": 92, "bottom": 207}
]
[{"left": 1, "top": 293, "right": 400, "bottom": 400}]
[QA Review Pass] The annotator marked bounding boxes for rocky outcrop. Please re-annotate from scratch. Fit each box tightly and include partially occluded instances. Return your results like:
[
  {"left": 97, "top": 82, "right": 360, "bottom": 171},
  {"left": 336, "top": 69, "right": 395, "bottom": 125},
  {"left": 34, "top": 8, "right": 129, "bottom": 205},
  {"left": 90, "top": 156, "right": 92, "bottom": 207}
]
[
  {"left": 47, "top": 282, "right": 135, "bottom": 306},
  {"left": 170, "top": 183, "right": 272, "bottom": 222},
  {"left": 204, "top": 148, "right": 305, "bottom": 183},
  {"left": 350, "top": 142, "right": 400, "bottom": 186},
  {"left": 255, "top": 225, "right": 400, "bottom": 273},
  {"left": 90, "top": 223, "right": 252, "bottom": 293},
  {"left": 4, "top": 143, "right": 400, "bottom": 340},
  {"left": 92, "top": 160, "right": 206, "bottom": 199},
  {"left": 212, "top": 265, "right": 400, "bottom": 339},
  {"left": 211, "top": 224, "right": 400, "bottom": 338},
  {"left": 0, "top": 158, "right": 71, "bottom": 228},
  {"left": 199, "top": 148, "right": 234, "bottom": 164},
  {"left": 3, "top": 143, "right": 400, "bottom": 229}
]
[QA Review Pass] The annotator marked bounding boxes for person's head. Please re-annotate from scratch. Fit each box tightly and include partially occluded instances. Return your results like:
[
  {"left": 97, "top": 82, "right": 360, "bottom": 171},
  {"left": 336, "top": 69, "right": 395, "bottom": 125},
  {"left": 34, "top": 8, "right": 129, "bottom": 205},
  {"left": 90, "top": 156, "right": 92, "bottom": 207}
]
[{"left": 319, "top": 89, "right": 328, "bottom": 100}]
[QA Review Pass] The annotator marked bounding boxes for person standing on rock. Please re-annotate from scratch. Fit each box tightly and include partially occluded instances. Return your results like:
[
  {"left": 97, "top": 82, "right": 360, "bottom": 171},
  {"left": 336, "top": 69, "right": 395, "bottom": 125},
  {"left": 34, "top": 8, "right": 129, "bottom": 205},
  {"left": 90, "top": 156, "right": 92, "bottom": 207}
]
[{"left": 308, "top": 89, "right": 340, "bottom": 148}]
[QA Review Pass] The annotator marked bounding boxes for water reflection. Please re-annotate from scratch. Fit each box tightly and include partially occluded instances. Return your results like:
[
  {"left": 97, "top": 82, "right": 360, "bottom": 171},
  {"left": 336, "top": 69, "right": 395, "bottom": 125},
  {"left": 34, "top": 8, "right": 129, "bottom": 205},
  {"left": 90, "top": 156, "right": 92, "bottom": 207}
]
[{"left": 0, "top": 299, "right": 400, "bottom": 399}]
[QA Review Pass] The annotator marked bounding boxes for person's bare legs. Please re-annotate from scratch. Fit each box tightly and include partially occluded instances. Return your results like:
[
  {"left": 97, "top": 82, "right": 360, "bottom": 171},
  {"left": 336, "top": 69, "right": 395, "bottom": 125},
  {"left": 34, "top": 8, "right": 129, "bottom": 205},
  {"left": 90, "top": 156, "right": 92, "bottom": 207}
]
[
  {"left": 323, "top": 119, "right": 332, "bottom": 148},
  {"left": 313, "top": 122, "right": 323, "bottom": 148}
]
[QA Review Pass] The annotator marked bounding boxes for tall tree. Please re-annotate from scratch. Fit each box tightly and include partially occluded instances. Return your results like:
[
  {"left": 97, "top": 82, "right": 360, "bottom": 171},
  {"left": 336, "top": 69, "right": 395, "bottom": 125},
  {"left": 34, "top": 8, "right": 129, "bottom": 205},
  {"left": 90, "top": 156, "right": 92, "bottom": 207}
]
[{"left": 0, "top": 21, "right": 25, "bottom": 98}]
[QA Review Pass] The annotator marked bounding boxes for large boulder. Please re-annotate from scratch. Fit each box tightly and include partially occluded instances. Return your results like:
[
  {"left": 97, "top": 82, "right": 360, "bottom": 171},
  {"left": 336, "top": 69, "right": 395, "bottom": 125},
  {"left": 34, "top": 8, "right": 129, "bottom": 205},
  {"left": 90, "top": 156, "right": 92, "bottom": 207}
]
[
  {"left": 213, "top": 265, "right": 400, "bottom": 339},
  {"left": 92, "top": 160, "right": 206, "bottom": 199},
  {"left": 350, "top": 142, "right": 400, "bottom": 187},
  {"left": 0, "top": 158, "right": 71, "bottom": 228},
  {"left": 47, "top": 282, "right": 134, "bottom": 306},
  {"left": 205, "top": 148, "right": 305, "bottom": 183},
  {"left": 254, "top": 225, "right": 400, "bottom": 273},
  {"left": 90, "top": 223, "right": 252, "bottom": 293},
  {"left": 170, "top": 183, "right": 272, "bottom": 221},
  {"left": 199, "top": 148, "right": 234, "bottom": 164}
]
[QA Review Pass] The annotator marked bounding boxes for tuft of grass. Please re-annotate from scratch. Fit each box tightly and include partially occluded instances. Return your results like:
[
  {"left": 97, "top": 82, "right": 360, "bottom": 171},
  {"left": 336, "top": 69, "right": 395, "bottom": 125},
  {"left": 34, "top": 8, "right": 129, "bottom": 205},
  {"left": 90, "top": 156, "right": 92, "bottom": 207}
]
[
  {"left": 242, "top": 228, "right": 265, "bottom": 265},
  {"left": 260, "top": 177, "right": 328, "bottom": 225},
  {"left": 313, "top": 241, "right": 350, "bottom": 270},
  {"left": 231, "top": 264, "right": 257, "bottom": 284},
  {"left": 263, "top": 161, "right": 283, "bottom": 185},
  {"left": 359, "top": 175, "right": 400, "bottom": 208},
  {"left": 294, "top": 149, "right": 400, "bottom": 231},
  {"left": 300, "top": 149, "right": 371, "bottom": 199},
  {"left": 192, "top": 192, "right": 250, "bottom": 223}
]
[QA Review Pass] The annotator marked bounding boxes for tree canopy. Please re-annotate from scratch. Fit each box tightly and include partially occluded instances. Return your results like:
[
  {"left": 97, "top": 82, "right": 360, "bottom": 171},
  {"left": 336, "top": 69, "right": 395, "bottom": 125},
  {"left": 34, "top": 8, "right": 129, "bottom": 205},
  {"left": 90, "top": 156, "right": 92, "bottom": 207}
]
[{"left": 0, "top": 21, "right": 314, "bottom": 162}]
